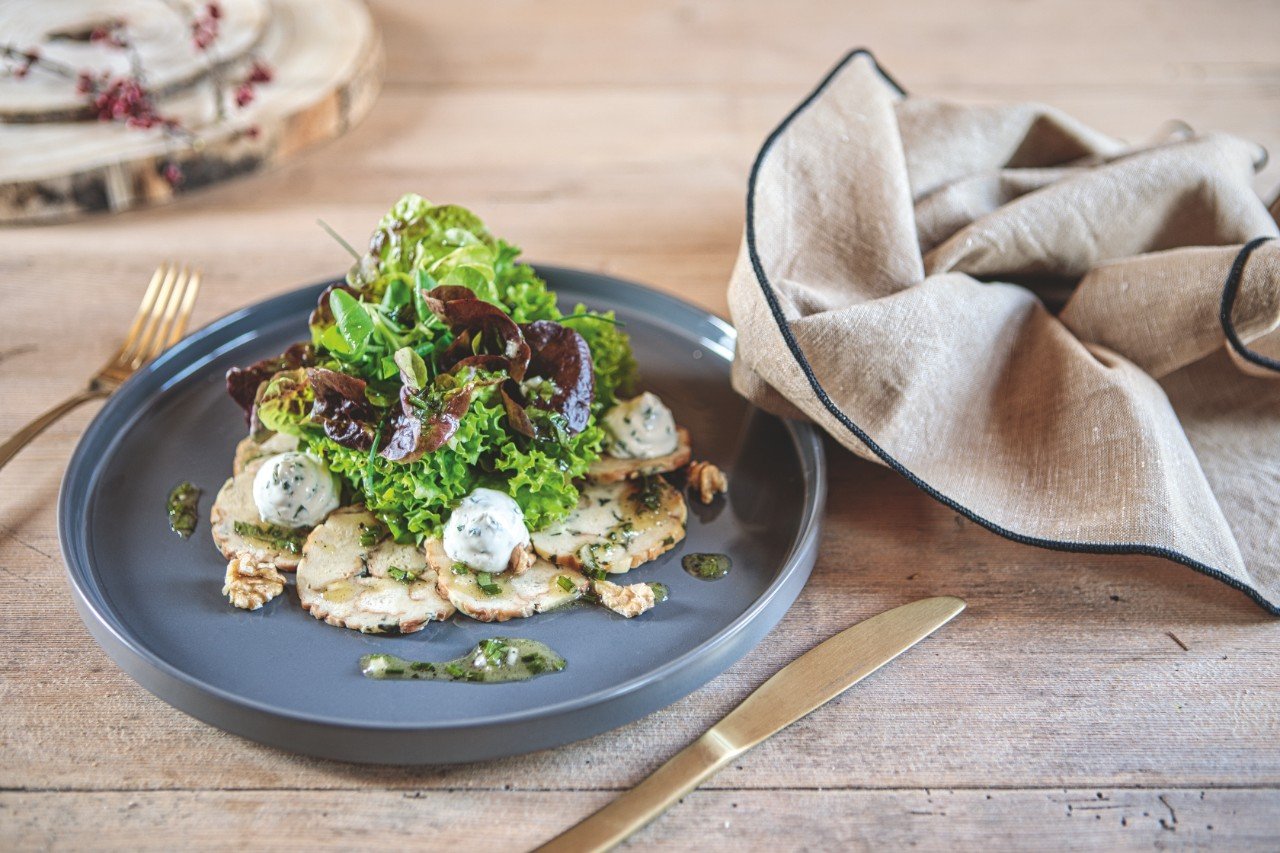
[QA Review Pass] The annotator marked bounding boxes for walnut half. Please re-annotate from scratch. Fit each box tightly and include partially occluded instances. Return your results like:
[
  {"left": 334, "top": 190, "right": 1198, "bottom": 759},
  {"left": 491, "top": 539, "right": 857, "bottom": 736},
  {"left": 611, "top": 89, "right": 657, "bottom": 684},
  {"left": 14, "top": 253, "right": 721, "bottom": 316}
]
[
  {"left": 687, "top": 460, "right": 728, "bottom": 505},
  {"left": 223, "top": 556, "right": 285, "bottom": 610},
  {"left": 593, "top": 579, "right": 657, "bottom": 618}
]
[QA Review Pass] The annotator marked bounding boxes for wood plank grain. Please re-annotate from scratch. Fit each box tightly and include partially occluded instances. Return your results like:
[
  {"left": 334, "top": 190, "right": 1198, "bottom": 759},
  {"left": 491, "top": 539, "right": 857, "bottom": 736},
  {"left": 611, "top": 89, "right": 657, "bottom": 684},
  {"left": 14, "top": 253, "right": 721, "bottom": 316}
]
[
  {"left": 2, "top": 788, "right": 1276, "bottom": 851},
  {"left": 3, "top": 459, "right": 1278, "bottom": 792},
  {"left": 1, "top": 0, "right": 1278, "bottom": 848}
]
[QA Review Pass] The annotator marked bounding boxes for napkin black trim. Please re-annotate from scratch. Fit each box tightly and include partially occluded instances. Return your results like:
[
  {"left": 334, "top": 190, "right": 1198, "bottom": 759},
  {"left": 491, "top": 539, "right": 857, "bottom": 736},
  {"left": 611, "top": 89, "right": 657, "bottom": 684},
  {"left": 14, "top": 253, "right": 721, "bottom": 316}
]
[
  {"left": 743, "top": 48, "right": 1280, "bottom": 614},
  {"left": 1220, "top": 236, "right": 1280, "bottom": 373}
]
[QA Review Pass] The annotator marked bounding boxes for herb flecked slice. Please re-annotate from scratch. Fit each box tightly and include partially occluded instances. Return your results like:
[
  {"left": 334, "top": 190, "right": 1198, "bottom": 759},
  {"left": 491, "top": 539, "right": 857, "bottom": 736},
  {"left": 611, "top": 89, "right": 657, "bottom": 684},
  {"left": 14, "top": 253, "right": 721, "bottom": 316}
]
[
  {"left": 232, "top": 521, "right": 307, "bottom": 554},
  {"left": 632, "top": 475, "right": 665, "bottom": 512}
]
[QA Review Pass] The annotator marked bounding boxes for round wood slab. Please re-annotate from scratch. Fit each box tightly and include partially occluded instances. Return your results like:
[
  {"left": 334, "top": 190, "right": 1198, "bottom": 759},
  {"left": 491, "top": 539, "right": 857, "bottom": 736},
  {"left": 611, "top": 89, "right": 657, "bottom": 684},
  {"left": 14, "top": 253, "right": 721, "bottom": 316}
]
[{"left": 0, "top": 0, "right": 382, "bottom": 224}]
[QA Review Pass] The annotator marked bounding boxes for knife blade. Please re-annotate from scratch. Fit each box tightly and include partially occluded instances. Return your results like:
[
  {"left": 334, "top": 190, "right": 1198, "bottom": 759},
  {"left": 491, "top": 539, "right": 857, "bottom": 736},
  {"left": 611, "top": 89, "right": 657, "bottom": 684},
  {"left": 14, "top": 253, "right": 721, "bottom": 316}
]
[{"left": 533, "top": 595, "right": 965, "bottom": 853}]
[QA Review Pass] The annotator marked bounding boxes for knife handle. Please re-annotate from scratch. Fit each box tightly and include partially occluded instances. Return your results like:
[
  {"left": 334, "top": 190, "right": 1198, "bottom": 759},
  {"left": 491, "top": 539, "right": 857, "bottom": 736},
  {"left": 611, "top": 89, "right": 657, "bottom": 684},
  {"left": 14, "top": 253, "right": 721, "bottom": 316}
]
[{"left": 534, "top": 728, "right": 741, "bottom": 853}]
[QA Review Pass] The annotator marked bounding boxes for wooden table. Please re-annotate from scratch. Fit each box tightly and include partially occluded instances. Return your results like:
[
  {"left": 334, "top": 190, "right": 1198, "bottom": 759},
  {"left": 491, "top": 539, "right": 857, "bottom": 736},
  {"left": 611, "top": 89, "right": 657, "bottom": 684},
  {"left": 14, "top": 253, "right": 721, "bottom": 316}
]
[{"left": 3, "top": 1, "right": 1278, "bottom": 849}]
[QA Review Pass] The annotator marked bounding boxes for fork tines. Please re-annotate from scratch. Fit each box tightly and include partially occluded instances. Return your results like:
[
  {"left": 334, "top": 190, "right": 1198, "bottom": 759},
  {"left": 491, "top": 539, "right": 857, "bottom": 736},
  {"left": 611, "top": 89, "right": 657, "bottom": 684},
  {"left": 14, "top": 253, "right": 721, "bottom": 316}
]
[{"left": 117, "top": 262, "right": 202, "bottom": 370}]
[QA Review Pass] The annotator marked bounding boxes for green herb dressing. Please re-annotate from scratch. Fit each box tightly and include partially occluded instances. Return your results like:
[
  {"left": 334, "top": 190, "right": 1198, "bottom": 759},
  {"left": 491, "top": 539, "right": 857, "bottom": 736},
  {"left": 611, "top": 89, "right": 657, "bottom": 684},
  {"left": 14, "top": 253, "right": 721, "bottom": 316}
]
[
  {"left": 166, "top": 481, "right": 201, "bottom": 538},
  {"left": 232, "top": 520, "right": 307, "bottom": 554},
  {"left": 360, "top": 637, "right": 566, "bottom": 684},
  {"left": 682, "top": 552, "right": 731, "bottom": 581}
]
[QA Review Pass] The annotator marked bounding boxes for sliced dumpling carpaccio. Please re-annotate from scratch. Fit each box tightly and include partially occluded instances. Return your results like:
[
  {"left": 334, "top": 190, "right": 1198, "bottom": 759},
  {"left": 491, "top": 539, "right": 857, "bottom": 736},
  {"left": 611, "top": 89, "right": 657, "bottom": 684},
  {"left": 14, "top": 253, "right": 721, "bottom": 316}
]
[
  {"left": 530, "top": 477, "right": 686, "bottom": 575},
  {"left": 424, "top": 538, "right": 588, "bottom": 622},
  {"left": 587, "top": 426, "right": 691, "bottom": 484},
  {"left": 232, "top": 432, "right": 300, "bottom": 475},
  {"left": 210, "top": 456, "right": 304, "bottom": 571},
  {"left": 298, "top": 506, "right": 454, "bottom": 634}
]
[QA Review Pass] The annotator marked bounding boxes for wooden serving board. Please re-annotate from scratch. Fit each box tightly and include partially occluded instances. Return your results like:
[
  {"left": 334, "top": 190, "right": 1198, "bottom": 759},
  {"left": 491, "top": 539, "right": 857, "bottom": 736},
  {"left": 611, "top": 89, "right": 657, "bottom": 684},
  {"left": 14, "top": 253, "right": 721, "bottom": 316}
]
[{"left": 0, "top": 0, "right": 382, "bottom": 224}]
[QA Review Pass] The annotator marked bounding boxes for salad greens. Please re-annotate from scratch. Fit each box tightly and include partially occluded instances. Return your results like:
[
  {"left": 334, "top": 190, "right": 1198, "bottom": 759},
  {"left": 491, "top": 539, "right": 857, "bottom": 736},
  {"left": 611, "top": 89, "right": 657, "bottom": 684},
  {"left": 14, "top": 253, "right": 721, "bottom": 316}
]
[{"left": 227, "top": 194, "right": 636, "bottom": 542}]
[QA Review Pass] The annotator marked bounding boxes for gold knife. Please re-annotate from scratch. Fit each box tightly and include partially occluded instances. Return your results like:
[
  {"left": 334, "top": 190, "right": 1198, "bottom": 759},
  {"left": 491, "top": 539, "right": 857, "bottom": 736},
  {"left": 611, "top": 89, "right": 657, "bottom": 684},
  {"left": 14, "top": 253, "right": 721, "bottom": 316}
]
[{"left": 533, "top": 595, "right": 966, "bottom": 853}]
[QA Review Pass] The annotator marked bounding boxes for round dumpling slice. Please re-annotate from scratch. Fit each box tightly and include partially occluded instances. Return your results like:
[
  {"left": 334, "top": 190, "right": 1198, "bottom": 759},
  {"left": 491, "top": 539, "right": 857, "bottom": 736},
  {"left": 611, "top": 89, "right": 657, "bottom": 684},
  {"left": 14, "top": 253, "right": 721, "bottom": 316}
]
[
  {"left": 424, "top": 538, "right": 588, "bottom": 622},
  {"left": 530, "top": 477, "right": 686, "bottom": 575},
  {"left": 210, "top": 456, "right": 304, "bottom": 571},
  {"left": 298, "top": 507, "right": 455, "bottom": 634},
  {"left": 587, "top": 426, "right": 691, "bottom": 484},
  {"left": 232, "top": 432, "right": 299, "bottom": 475}
]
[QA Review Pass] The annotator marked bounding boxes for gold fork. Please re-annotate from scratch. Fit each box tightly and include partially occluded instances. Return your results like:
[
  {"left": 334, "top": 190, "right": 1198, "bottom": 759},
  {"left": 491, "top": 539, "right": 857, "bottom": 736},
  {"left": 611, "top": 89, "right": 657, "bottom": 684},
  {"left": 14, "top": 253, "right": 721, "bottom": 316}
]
[{"left": 0, "top": 263, "right": 202, "bottom": 471}]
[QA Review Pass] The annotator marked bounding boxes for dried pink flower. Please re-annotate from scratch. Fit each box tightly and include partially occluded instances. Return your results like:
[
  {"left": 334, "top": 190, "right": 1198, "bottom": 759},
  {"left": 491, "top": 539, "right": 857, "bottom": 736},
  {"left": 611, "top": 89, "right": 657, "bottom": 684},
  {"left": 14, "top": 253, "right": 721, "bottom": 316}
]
[
  {"left": 246, "top": 60, "right": 273, "bottom": 84},
  {"left": 93, "top": 77, "right": 166, "bottom": 129},
  {"left": 191, "top": 4, "right": 221, "bottom": 51}
]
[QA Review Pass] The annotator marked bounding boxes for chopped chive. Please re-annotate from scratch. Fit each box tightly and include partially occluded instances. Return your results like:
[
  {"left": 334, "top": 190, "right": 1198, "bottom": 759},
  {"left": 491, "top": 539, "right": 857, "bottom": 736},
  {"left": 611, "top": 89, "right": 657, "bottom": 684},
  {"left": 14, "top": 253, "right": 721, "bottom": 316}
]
[
  {"left": 556, "top": 575, "right": 576, "bottom": 593},
  {"left": 359, "top": 521, "right": 389, "bottom": 548},
  {"left": 387, "top": 566, "right": 419, "bottom": 583}
]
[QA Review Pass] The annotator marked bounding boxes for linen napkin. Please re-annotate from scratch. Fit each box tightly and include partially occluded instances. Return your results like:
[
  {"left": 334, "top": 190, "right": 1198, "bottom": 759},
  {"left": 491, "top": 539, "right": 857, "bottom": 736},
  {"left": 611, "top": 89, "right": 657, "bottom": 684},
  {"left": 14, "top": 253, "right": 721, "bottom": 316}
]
[{"left": 729, "top": 50, "right": 1280, "bottom": 613}]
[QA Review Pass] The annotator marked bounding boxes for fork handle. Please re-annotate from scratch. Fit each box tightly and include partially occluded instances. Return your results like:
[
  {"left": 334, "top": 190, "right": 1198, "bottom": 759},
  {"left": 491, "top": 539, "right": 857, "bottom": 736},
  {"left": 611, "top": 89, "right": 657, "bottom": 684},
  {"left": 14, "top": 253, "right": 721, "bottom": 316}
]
[{"left": 0, "top": 386, "right": 110, "bottom": 471}]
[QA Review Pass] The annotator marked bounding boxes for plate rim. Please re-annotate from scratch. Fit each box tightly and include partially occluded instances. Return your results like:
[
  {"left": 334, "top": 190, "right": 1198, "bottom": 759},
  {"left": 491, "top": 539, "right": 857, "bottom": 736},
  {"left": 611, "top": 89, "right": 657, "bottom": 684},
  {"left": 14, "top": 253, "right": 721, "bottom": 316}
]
[{"left": 57, "top": 266, "right": 826, "bottom": 740}]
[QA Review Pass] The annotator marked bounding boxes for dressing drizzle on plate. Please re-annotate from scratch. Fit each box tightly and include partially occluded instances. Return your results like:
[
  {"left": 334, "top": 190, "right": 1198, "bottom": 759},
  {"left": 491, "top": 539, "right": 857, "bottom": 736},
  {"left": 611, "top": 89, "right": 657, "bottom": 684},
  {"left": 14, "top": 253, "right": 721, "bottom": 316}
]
[{"left": 360, "top": 637, "right": 566, "bottom": 683}]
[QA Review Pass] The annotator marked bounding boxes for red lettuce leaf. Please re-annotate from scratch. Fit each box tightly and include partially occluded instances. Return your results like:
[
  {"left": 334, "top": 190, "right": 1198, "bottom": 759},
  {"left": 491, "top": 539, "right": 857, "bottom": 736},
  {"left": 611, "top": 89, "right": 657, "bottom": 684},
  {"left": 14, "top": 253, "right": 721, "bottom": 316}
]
[
  {"left": 225, "top": 342, "right": 314, "bottom": 423},
  {"left": 424, "top": 285, "right": 531, "bottom": 381},
  {"left": 307, "top": 367, "right": 380, "bottom": 451},
  {"left": 381, "top": 385, "right": 476, "bottom": 462},
  {"left": 500, "top": 380, "right": 537, "bottom": 438},
  {"left": 521, "top": 320, "right": 594, "bottom": 433}
]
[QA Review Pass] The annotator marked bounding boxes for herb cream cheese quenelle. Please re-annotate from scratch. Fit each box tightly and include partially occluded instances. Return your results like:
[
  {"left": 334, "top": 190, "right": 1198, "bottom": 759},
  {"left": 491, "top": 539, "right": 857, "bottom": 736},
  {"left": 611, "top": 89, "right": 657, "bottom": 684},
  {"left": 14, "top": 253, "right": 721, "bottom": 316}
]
[
  {"left": 444, "top": 488, "right": 531, "bottom": 574},
  {"left": 251, "top": 452, "right": 341, "bottom": 528},
  {"left": 602, "top": 392, "right": 678, "bottom": 459}
]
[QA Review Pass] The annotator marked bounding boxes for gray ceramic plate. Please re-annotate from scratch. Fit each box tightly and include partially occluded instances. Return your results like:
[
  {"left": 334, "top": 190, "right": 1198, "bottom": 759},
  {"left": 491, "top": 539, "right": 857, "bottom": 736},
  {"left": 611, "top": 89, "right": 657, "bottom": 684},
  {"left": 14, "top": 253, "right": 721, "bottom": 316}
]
[{"left": 58, "top": 266, "right": 825, "bottom": 764}]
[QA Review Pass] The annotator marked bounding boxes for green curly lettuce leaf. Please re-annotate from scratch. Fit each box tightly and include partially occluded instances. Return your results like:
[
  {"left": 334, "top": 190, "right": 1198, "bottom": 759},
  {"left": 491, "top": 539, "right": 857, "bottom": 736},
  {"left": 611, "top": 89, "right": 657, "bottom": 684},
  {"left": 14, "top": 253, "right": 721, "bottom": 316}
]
[
  {"left": 301, "top": 383, "right": 605, "bottom": 540},
  {"left": 255, "top": 369, "right": 313, "bottom": 436}
]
